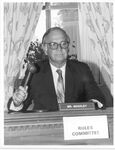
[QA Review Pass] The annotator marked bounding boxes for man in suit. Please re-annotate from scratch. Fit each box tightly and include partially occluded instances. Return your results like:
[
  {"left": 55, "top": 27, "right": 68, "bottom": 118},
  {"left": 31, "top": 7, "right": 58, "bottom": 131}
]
[{"left": 8, "top": 27, "right": 105, "bottom": 112}]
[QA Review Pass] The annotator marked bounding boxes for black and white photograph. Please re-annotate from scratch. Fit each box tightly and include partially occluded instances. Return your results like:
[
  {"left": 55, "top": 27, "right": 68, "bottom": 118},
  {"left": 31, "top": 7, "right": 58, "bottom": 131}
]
[{"left": 0, "top": 0, "right": 114, "bottom": 149}]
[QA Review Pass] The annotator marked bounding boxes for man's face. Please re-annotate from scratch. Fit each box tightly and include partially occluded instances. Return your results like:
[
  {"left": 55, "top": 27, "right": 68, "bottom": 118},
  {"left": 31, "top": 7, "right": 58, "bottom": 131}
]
[{"left": 44, "top": 30, "right": 69, "bottom": 67}]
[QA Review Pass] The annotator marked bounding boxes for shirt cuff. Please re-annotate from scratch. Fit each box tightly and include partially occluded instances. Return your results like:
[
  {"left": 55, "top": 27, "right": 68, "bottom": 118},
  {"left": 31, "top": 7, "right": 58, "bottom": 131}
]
[{"left": 10, "top": 101, "right": 23, "bottom": 111}]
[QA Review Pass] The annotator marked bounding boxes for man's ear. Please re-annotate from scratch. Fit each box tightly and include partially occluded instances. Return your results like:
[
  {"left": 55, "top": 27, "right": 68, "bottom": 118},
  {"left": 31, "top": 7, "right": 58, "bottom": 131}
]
[{"left": 42, "top": 44, "right": 48, "bottom": 55}]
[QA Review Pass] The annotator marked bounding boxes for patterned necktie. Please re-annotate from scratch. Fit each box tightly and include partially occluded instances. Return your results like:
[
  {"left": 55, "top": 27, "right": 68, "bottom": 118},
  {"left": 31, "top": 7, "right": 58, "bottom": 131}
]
[{"left": 56, "top": 69, "right": 65, "bottom": 103}]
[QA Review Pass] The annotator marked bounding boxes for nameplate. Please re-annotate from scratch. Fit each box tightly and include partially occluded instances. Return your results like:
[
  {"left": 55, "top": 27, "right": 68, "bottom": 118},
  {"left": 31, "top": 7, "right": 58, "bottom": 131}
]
[
  {"left": 63, "top": 115, "right": 109, "bottom": 140},
  {"left": 59, "top": 102, "right": 95, "bottom": 111}
]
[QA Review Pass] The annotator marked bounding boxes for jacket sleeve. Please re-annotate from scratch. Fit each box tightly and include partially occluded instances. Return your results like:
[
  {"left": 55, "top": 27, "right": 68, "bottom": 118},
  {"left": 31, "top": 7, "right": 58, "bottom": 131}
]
[
  {"left": 7, "top": 72, "right": 33, "bottom": 113},
  {"left": 82, "top": 63, "right": 106, "bottom": 107}
]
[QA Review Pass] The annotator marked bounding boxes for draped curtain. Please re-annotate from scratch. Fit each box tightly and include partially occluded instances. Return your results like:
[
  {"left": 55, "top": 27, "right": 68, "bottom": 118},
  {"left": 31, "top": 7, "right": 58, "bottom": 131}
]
[
  {"left": 78, "top": 3, "right": 113, "bottom": 94},
  {"left": 4, "top": 3, "right": 43, "bottom": 110}
]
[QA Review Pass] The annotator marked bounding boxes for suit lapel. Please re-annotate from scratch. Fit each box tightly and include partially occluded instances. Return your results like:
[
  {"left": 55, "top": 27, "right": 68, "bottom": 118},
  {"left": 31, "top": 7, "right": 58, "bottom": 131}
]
[
  {"left": 42, "top": 61, "right": 57, "bottom": 96},
  {"left": 65, "top": 61, "right": 75, "bottom": 102}
]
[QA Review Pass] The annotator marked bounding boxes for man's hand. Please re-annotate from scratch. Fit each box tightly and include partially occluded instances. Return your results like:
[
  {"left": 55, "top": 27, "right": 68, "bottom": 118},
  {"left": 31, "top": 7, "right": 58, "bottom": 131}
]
[
  {"left": 13, "top": 86, "right": 28, "bottom": 107},
  {"left": 90, "top": 99, "right": 103, "bottom": 108}
]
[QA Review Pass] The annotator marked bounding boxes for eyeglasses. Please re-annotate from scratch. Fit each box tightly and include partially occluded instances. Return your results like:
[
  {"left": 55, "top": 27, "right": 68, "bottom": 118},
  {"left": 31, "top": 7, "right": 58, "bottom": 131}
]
[{"left": 46, "top": 41, "right": 69, "bottom": 50}]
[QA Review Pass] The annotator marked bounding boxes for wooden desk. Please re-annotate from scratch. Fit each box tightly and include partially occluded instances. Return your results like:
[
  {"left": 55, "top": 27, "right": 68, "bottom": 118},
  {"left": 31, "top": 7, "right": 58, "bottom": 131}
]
[{"left": 4, "top": 107, "right": 113, "bottom": 145}]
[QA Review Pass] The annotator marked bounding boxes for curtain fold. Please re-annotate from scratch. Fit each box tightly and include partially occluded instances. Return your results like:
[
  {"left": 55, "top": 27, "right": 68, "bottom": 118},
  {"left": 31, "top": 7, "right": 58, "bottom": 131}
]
[
  {"left": 78, "top": 3, "right": 113, "bottom": 94},
  {"left": 4, "top": 2, "right": 43, "bottom": 110}
]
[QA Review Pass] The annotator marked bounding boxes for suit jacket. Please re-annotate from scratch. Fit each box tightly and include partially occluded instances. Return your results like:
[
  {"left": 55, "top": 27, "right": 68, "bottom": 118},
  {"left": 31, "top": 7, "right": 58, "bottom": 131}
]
[{"left": 8, "top": 59, "right": 105, "bottom": 112}]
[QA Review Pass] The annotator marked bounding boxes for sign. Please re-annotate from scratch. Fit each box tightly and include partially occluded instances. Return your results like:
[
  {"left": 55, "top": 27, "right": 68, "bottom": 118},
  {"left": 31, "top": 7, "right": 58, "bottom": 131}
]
[
  {"left": 59, "top": 102, "right": 95, "bottom": 111},
  {"left": 63, "top": 115, "right": 109, "bottom": 140}
]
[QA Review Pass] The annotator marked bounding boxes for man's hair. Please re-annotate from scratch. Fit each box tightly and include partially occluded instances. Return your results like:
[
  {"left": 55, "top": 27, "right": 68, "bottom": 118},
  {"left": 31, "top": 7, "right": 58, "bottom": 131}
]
[{"left": 42, "top": 27, "right": 70, "bottom": 44}]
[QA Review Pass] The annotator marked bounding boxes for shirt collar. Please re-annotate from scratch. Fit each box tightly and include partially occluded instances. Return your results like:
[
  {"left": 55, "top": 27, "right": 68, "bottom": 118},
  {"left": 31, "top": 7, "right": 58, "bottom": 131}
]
[{"left": 50, "top": 63, "right": 66, "bottom": 72}]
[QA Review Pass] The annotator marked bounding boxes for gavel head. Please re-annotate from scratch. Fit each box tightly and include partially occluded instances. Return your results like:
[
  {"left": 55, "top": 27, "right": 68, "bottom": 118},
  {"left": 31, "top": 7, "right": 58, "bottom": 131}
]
[{"left": 27, "top": 63, "right": 37, "bottom": 73}]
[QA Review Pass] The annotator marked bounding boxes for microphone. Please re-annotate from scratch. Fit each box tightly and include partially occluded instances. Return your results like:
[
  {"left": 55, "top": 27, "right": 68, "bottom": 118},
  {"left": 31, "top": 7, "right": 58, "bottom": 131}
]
[{"left": 22, "top": 63, "right": 37, "bottom": 87}]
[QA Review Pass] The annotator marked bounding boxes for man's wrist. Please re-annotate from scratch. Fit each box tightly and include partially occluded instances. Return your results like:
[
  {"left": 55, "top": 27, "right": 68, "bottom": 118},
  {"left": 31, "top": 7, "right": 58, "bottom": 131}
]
[
  {"left": 13, "top": 100, "right": 23, "bottom": 107},
  {"left": 10, "top": 101, "right": 23, "bottom": 111}
]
